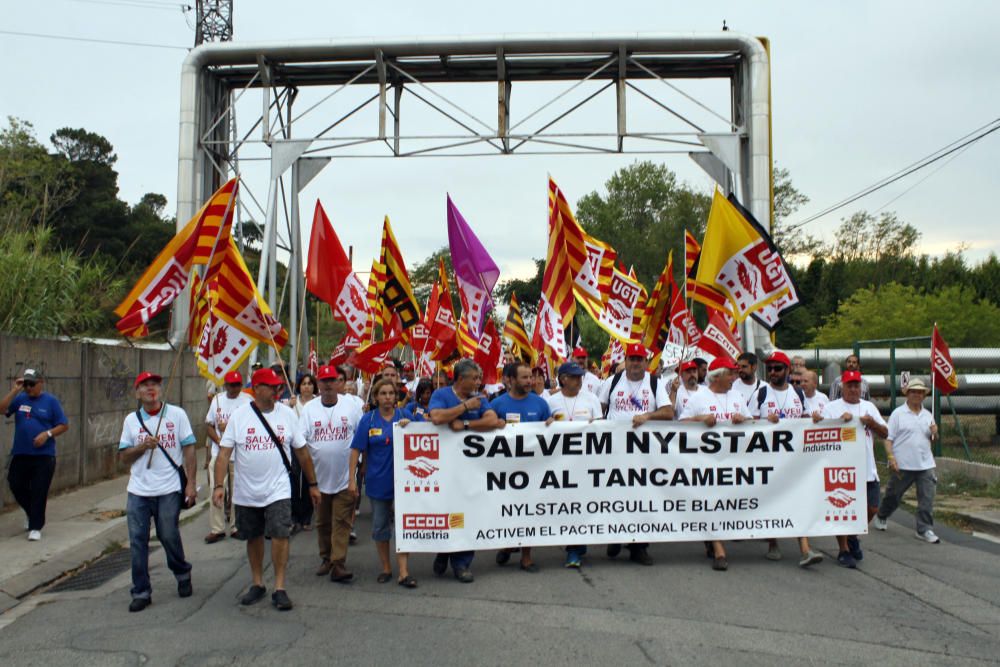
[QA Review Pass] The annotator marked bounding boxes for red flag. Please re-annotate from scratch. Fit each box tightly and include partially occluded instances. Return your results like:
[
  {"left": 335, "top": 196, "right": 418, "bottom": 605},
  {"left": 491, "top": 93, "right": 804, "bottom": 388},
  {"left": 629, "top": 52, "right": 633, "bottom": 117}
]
[
  {"left": 473, "top": 320, "right": 502, "bottom": 385},
  {"left": 697, "top": 310, "right": 741, "bottom": 361},
  {"left": 353, "top": 336, "right": 404, "bottom": 374},
  {"left": 329, "top": 334, "right": 361, "bottom": 367},
  {"left": 669, "top": 290, "right": 702, "bottom": 347},
  {"left": 306, "top": 201, "right": 353, "bottom": 308},
  {"left": 931, "top": 325, "right": 959, "bottom": 395}
]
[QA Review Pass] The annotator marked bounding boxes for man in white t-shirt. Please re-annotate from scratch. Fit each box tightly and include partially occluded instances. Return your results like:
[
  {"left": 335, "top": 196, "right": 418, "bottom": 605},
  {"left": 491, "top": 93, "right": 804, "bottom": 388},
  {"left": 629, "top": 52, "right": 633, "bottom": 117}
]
[
  {"left": 668, "top": 360, "right": 705, "bottom": 417},
  {"left": 572, "top": 347, "right": 602, "bottom": 396},
  {"left": 204, "top": 371, "right": 252, "bottom": 544},
  {"left": 548, "top": 361, "right": 604, "bottom": 569},
  {"left": 214, "top": 367, "right": 320, "bottom": 611},
  {"left": 299, "top": 364, "right": 363, "bottom": 583},
  {"left": 679, "top": 356, "right": 750, "bottom": 572},
  {"left": 598, "top": 343, "right": 673, "bottom": 566},
  {"left": 873, "top": 378, "right": 940, "bottom": 543},
  {"left": 732, "top": 352, "right": 762, "bottom": 407},
  {"left": 751, "top": 352, "right": 823, "bottom": 568},
  {"left": 800, "top": 370, "right": 829, "bottom": 415},
  {"left": 118, "top": 371, "right": 197, "bottom": 613},
  {"left": 815, "top": 370, "right": 888, "bottom": 569}
]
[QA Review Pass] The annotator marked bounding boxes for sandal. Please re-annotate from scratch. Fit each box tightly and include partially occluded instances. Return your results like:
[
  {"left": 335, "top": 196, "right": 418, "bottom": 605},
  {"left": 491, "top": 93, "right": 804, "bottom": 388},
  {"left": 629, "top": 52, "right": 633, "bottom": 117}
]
[
  {"left": 398, "top": 575, "right": 418, "bottom": 589},
  {"left": 377, "top": 572, "right": 393, "bottom": 584}
]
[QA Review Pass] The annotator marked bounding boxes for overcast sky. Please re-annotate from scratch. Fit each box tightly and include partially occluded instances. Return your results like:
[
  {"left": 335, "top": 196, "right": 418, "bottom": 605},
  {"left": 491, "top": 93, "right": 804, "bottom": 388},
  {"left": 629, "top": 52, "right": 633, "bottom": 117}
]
[{"left": 4, "top": 0, "right": 999, "bottom": 282}]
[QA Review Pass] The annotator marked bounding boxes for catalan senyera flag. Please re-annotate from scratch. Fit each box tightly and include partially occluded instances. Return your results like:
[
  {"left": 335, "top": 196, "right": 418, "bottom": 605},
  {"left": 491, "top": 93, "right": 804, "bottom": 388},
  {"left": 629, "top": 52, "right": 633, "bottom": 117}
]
[
  {"left": 457, "top": 320, "right": 479, "bottom": 358},
  {"left": 686, "top": 228, "right": 734, "bottom": 316},
  {"left": 115, "top": 179, "right": 237, "bottom": 337},
  {"left": 503, "top": 293, "right": 535, "bottom": 364},
  {"left": 695, "top": 190, "right": 797, "bottom": 322},
  {"left": 629, "top": 266, "right": 648, "bottom": 342},
  {"left": 640, "top": 253, "right": 675, "bottom": 352},
  {"left": 195, "top": 238, "right": 288, "bottom": 382},
  {"left": 187, "top": 272, "right": 212, "bottom": 348},
  {"left": 931, "top": 325, "right": 959, "bottom": 395},
  {"left": 548, "top": 177, "right": 617, "bottom": 321},
  {"left": 363, "top": 259, "right": 387, "bottom": 341},
  {"left": 532, "top": 222, "right": 573, "bottom": 359},
  {"left": 378, "top": 216, "right": 422, "bottom": 334}
]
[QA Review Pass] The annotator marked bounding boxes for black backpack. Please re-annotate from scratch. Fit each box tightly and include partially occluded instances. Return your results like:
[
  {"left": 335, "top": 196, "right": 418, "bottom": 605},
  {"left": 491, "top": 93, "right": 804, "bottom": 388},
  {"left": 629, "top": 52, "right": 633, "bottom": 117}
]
[{"left": 603, "top": 371, "right": 658, "bottom": 418}]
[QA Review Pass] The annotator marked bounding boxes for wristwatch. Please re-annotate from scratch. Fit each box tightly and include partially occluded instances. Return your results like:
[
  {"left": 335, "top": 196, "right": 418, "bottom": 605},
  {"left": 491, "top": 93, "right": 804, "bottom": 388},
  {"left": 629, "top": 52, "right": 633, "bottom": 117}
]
[{"left": 463, "top": 420, "right": 470, "bottom": 430}]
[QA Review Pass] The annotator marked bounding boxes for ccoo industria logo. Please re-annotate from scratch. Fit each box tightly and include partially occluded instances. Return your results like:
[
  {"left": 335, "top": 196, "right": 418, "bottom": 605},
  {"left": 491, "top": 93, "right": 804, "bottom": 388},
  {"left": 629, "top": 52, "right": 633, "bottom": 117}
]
[
  {"left": 401, "top": 513, "right": 464, "bottom": 540},
  {"left": 823, "top": 467, "right": 858, "bottom": 523},
  {"left": 403, "top": 433, "right": 441, "bottom": 493},
  {"left": 802, "top": 427, "right": 856, "bottom": 453}
]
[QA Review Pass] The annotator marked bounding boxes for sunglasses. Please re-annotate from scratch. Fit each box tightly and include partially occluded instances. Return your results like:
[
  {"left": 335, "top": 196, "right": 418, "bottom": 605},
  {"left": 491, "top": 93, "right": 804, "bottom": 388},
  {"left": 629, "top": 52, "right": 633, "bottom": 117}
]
[
  {"left": 790, "top": 380, "right": 802, "bottom": 385},
  {"left": 22, "top": 381, "right": 37, "bottom": 388},
  {"left": 766, "top": 365, "right": 787, "bottom": 372}
]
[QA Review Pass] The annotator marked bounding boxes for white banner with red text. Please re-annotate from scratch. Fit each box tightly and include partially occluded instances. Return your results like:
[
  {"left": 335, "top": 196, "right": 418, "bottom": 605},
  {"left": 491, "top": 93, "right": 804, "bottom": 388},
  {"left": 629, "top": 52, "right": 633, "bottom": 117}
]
[{"left": 393, "top": 419, "right": 869, "bottom": 552}]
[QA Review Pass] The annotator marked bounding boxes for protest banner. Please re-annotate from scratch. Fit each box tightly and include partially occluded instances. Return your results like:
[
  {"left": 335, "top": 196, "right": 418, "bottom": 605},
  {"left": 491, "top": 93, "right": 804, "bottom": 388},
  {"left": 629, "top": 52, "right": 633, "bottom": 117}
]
[{"left": 394, "top": 419, "right": 868, "bottom": 552}]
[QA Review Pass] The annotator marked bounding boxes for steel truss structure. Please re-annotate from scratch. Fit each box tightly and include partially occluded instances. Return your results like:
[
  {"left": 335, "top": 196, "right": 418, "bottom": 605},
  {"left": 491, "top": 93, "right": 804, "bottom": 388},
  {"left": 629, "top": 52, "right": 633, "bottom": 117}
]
[{"left": 175, "top": 33, "right": 772, "bottom": 376}]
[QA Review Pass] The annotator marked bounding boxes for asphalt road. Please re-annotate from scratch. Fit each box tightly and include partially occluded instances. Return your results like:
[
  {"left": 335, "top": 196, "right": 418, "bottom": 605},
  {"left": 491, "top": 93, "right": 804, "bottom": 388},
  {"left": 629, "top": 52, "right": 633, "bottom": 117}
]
[{"left": 1, "top": 505, "right": 999, "bottom": 666}]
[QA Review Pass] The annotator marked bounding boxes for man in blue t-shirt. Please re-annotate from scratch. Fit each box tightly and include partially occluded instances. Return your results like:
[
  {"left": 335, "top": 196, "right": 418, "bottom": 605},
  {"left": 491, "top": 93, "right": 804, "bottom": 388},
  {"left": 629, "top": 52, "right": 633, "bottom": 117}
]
[
  {"left": 428, "top": 358, "right": 503, "bottom": 583},
  {"left": 1, "top": 369, "right": 69, "bottom": 541},
  {"left": 490, "top": 361, "right": 553, "bottom": 572}
]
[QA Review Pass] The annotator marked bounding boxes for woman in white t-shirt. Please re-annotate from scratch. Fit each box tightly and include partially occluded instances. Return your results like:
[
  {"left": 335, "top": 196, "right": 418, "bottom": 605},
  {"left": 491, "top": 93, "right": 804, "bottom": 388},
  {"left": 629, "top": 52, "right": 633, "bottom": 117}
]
[{"left": 290, "top": 373, "right": 318, "bottom": 531}]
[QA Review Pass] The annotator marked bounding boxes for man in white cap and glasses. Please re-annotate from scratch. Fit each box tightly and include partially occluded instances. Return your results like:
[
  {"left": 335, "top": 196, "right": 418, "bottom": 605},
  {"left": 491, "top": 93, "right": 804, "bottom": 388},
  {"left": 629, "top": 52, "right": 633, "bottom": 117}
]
[{"left": 873, "top": 378, "right": 941, "bottom": 543}]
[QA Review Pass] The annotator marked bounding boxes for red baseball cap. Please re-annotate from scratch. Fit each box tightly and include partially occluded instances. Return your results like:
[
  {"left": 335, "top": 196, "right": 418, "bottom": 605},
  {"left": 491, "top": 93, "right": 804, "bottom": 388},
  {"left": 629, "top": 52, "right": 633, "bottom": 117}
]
[
  {"left": 680, "top": 360, "right": 698, "bottom": 372},
  {"left": 572, "top": 346, "right": 588, "bottom": 359},
  {"left": 766, "top": 351, "right": 791, "bottom": 367},
  {"left": 841, "top": 370, "right": 863, "bottom": 383},
  {"left": 134, "top": 371, "right": 162, "bottom": 388},
  {"left": 708, "top": 357, "right": 738, "bottom": 371},
  {"left": 402, "top": 362, "right": 415, "bottom": 371},
  {"left": 223, "top": 371, "right": 242, "bottom": 385},
  {"left": 317, "top": 364, "right": 339, "bottom": 381},
  {"left": 251, "top": 368, "right": 284, "bottom": 387},
  {"left": 625, "top": 343, "right": 647, "bottom": 358}
]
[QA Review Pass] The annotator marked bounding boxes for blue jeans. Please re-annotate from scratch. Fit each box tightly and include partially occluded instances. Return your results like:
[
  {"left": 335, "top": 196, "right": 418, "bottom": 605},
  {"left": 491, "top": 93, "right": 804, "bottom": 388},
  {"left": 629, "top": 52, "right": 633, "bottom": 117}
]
[{"left": 126, "top": 492, "right": 192, "bottom": 600}]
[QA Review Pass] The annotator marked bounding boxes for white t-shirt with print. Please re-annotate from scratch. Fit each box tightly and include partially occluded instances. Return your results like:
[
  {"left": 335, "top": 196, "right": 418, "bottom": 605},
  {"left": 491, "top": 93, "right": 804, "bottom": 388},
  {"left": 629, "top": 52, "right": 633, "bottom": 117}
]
[
  {"left": 598, "top": 372, "right": 671, "bottom": 421},
  {"left": 751, "top": 385, "right": 806, "bottom": 419},
  {"left": 206, "top": 392, "right": 252, "bottom": 457},
  {"left": 887, "top": 404, "right": 936, "bottom": 471},
  {"left": 678, "top": 389, "right": 752, "bottom": 422},
  {"left": 546, "top": 390, "right": 603, "bottom": 422},
  {"left": 298, "top": 397, "right": 363, "bottom": 494},
  {"left": 119, "top": 405, "right": 196, "bottom": 497},
  {"left": 220, "top": 402, "right": 306, "bottom": 507},
  {"left": 672, "top": 384, "right": 707, "bottom": 418},
  {"left": 732, "top": 378, "right": 762, "bottom": 407},
  {"left": 583, "top": 371, "right": 602, "bottom": 396},
  {"left": 804, "top": 391, "right": 829, "bottom": 416},
  {"left": 822, "top": 398, "right": 887, "bottom": 482}
]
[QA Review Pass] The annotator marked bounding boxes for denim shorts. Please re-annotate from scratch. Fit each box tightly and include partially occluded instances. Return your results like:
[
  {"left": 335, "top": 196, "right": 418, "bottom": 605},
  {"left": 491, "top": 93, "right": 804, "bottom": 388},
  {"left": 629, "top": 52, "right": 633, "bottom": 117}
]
[
  {"left": 866, "top": 481, "right": 881, "bottom": 509},
  {"left": 370, "top": 498, "right": 394, "bottom": 542},
  {"left": 235, "top": 499, "right": 291, "bottom": 539}
]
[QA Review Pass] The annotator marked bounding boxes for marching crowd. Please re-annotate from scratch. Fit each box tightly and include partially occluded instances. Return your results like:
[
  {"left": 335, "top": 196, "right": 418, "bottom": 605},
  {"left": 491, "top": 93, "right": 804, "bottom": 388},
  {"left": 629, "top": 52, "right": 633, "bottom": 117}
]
[{"left": 3, "top": 345, "right": 942, "bottom": 613}]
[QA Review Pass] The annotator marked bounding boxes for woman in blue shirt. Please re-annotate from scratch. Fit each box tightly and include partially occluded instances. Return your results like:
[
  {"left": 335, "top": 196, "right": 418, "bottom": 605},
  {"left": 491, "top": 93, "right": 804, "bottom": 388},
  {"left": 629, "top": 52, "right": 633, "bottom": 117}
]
[
  {"left": 348, "top": 378, "right": 417, "bottom": 588},
  {"left": 404, "top": 379, "right": 433, "bottom": 422}
]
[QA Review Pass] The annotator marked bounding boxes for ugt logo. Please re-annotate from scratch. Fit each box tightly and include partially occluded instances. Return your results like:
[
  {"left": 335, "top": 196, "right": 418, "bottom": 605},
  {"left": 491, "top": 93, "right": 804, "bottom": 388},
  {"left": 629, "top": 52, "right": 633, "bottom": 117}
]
[
  {"left": 823, "top": 467, "right": 857, "bottom": 521},
  {"left": 403, "top": 434, "right": 440, "bottom": 492}
]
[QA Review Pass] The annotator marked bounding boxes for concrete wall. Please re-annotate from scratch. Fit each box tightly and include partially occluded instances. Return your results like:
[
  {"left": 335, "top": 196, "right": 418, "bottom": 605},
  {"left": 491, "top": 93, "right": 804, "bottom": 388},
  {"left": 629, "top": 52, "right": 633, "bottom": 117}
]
[{"left": 1, "top": 334, "right": 209, "bottom": 509}]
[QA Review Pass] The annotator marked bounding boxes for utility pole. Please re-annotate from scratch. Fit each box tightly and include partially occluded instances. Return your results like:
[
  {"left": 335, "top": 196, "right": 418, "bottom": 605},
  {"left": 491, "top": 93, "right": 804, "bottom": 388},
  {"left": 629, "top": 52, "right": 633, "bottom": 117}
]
[{"left": 194, "top": 0, "right": 233, "bottom": 45}]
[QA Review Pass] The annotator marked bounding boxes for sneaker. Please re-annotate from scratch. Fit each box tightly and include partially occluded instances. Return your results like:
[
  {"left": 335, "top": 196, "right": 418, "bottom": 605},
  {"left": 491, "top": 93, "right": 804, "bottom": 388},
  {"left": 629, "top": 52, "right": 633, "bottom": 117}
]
[
  {"left": 847, "top": 536, "right": 863, "bottom": 561},
  {"left": 454, "top": 568, "right": 474, "bottom": 583},
  {"left": 349, "top": 530, "right": 358, "bottom": 545},
  {"left": 765, "top": 543, "right": 782, "bottom": 561},
  {"left": 271, "top": 589, "right": 293, "bottom": 611},
  {"left": 873, "top": 516, "right": 888, "bottom": 531},
  {"left": 128, "top": 597, "right": 151, "bottom": 612},
  {"left": 240, "top": 584, "right": 267, "bottom": 606},
  {"left": 432, "top": 554, "right": 448, "bottom": 576},
  {"left": 27, "top": 530, "right": 41, "bottom": 541},
  {"left": 628, "top": 547, "right": 653, "bottom": 566},
  {"left": 916, "top": 530, "right": 941, "bottom": 544},
  {"left": 837, "top": 551, "right": 857, "bottom": 569},
  {"left": 204, "top": 532, "right": 226, "bottom": 544},
  {"left": 798, "top": 550, "right": 823, "bottom": 568},
  {"left": 565, "top": 552, "right": 582, "bottom": 568},
  {"left": 177, "top": 579, "right": 193, "bottom": 598}
]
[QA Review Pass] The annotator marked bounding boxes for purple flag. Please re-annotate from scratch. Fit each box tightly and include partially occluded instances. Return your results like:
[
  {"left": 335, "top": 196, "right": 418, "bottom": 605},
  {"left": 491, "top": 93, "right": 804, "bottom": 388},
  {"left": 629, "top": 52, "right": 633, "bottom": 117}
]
[{"left": 447, "top": 195, "right": 500, "bottom": 341}]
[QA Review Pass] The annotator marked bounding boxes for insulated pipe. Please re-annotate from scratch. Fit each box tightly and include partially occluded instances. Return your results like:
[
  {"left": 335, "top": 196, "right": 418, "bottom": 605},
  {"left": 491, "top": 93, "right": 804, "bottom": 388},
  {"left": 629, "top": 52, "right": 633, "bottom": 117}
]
[
  {"left": 173, "top": 32, "right": 771, "bottom": 342},
  {"left": 786, "top": 349, "right": 1000, "bottom": 371}
]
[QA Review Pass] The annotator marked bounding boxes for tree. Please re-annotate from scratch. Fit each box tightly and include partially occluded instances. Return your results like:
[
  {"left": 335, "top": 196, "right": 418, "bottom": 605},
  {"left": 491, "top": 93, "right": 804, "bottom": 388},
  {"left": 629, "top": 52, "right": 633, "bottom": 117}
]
[
  {"left": 575, "top": 161, "right": 711, "bottom": 288},
  {"left": 50, "top": 128, "right": 117, "bottom": 165},
  {"left": 0, "top": 118, "right": 78, "bottom": 230},
  {"left": 771, "top": 166, "right": 822, "bottom": 258},
  {"left": 809, "top": 283, "right": 1000, "bottom": 347},
  {"left": 407, "top": 245, "right": 454, "bottom": 305}
]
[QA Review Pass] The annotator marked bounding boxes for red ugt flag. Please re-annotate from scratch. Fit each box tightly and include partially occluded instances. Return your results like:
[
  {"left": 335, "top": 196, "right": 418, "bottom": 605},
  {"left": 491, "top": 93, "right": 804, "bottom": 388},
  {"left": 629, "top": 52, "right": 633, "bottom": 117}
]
[{"left": 931, "top": 325, "right": 958, "bottom": 395}]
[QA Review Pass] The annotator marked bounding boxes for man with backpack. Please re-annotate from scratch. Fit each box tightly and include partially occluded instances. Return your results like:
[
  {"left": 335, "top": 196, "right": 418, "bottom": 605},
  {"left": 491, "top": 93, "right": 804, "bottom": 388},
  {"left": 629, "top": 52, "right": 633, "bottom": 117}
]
[
  {"left": 597, "top": 343, "right": 674, "bottom": 565},
  {"left": 750, "top": 352, "right": 823, "bottom": 568}
]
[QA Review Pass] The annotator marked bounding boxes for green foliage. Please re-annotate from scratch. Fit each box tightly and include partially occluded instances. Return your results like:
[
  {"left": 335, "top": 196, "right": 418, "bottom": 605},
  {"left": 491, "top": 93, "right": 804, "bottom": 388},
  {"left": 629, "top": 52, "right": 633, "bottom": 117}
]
[
  {"left": 0, "top": 118, "right": 79, "bottom": 230},
  {"left": 809, "top": 283, "right": 1000, "bottom": 347},
  {"left": 575, "top": 161, "right": 711, "bottom": 288},
  {"left": 408, "top": 245, "right": 454, "bottom": 305},
  {"left": 771, "top": 166, "right": 821, "bottom": 257},
  {"left": 0, "top": 227, "right": 126, "bottom": 336}
]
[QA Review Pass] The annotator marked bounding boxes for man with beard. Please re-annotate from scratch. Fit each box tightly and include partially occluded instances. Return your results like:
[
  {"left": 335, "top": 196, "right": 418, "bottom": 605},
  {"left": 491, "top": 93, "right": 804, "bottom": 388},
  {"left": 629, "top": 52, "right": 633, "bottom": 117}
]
[{"left": 732, "top": 352, "right": 763, "bottom": 407}]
